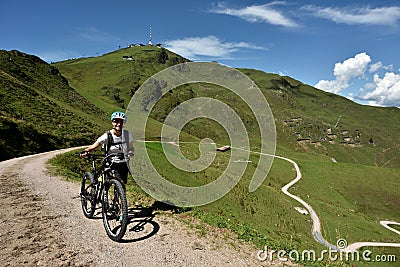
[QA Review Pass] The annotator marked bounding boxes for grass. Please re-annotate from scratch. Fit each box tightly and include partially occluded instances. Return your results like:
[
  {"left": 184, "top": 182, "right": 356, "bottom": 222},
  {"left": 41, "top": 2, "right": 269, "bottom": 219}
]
[
  {"left": 4, "top": 47, "right": 399, "bottom": 266},
  {"left": 54, "top": 47, "right": 400, "bottom": 170},
  {"left": 50, "top": 141, "right": 400, "bottom": 266},
  {"left": 51, "top": 48, "right": 399, "bottom": 266},
  {"left": 294, "top": 160, "right": 400, "bottom": 243},
  {"left": 55, "top": 46, "right": 187, "bottom": 113},
  {"left": 0, "top": 50, "right": 108, "bottom": 160}
]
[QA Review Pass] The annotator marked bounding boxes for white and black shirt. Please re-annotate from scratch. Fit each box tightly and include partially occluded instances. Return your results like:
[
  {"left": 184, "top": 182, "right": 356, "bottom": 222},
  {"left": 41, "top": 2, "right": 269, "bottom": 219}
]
[{"left": 96, "top": 130, "right": 134, "bottom": 163}]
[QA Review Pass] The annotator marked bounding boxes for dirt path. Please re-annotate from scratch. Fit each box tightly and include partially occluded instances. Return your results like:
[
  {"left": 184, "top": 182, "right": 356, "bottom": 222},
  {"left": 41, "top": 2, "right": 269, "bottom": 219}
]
[
  {"left": 0, "top": 148, "right": 269, "bottom": 267},
  {"left": 272, "top": 153, "right": 400, "bottom": 252}
]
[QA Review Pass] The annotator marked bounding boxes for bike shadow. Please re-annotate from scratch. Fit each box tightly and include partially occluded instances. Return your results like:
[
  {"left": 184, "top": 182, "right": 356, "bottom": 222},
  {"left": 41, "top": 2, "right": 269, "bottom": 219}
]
[{"left": 121, "top": 201, "right": 187, "bottom": 243}]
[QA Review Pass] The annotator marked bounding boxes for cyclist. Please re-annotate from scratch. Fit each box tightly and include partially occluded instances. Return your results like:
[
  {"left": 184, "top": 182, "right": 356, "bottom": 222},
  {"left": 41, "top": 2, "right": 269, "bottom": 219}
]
[{"left": 80, "top": 111, "right": 134, "bottom": 189}]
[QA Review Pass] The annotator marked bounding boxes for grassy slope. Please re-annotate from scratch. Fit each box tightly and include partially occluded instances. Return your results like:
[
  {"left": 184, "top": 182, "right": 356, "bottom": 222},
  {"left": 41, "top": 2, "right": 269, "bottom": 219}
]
[
  {"left": 48, "top": 47, "right": 400, "bottom": 265},
  {"left": 240, "top": 69, "right": 400, "bottom": 168},
  {"left": 55, "top": 46, "right": 187, "bottom": 113},
  {"left": 55, "top": 47, "right": 400, "bottom": 169},
  {"left": 0, "top": 50, "right": 110, "bottom": 160}
]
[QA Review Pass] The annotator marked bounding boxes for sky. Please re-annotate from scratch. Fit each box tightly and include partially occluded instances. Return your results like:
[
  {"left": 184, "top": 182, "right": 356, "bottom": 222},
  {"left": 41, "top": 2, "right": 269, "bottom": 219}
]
[{"left": 1, "top": 0, "right": 400, "bottom": 107}]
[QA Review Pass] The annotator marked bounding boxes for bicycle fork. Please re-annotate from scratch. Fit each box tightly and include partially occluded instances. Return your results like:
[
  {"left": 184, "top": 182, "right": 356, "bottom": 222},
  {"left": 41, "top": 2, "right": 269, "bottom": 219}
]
[{"left": 104, "top": 184, "right": 121, "bottom": 218}]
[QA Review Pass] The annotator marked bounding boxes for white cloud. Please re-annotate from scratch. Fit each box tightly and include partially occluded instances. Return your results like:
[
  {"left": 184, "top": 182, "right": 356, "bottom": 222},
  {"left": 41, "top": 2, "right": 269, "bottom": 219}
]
[
  {"left": 164, "top": 36, "right": 266, "bottom": 60},
  {"left": 211, "top": 2, "right": 299, "bottom": 28},
  {"left": 358, "top": 72, "right": 400, "bottom": 107},
  {"left": 302, "top": 5, "right": 400, "bottom": 26},
  {"left": 367, "top": 101, "right": 384, "bottom": 107},
  {"left": 369, "top": 61, "right": 383, "bottom": 73},
  {"left": 315, "top": 52, "right": 371, "bottom": 94},
  {"left": 314, "top": 79, "right": 344, "bottom": 95},
  {"left": 369, "top": 61, "right": 394, "bottom": 73}
]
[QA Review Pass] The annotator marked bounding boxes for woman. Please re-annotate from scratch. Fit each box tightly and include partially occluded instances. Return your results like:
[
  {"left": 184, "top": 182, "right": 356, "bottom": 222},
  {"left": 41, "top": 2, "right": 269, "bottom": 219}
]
[{"left": 81, "top": 111, "right": 134, "bottom": 187}]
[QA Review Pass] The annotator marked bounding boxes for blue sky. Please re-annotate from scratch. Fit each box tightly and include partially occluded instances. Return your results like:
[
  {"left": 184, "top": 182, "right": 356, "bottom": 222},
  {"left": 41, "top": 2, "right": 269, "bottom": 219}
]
[{"left": 1, "top": 0, "right": 400, "bottom": 107}]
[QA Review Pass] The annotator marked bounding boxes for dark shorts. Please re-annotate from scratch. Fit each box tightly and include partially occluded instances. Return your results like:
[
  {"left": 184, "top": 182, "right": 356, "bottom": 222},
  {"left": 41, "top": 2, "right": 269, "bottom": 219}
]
[{"left": 112, "top": 162, "right": 130, "bottom": 184}]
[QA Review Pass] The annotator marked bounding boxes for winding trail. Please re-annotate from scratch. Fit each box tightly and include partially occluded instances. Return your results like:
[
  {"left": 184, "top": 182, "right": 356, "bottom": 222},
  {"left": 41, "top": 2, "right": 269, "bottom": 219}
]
[
  {"left": 141, "top": 140, "right": 400, "bottom": 252},
  {"left": 155, "top": 140, "right": 400, "bottom": 252},
  {"left": 274, "top": 154, "right": 338, "bottom": 250},
  {"left": 3, "top": 143, "right": 397, "bottom": 266},
  {"left": 251, "top": 150, "right": 400, "bottom": 252},
  {"left": 345, "top": 221, "right": 400, "bottom": 251},
  {"left": 0, "top": 147, "right": 266, "bottom": 267}
]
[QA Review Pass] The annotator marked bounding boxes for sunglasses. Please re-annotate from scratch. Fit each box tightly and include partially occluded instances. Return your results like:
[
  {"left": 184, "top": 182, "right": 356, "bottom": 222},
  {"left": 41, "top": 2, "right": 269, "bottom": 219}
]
[{"left": 112, "top": 119, "right": 124, "bottom": 124}]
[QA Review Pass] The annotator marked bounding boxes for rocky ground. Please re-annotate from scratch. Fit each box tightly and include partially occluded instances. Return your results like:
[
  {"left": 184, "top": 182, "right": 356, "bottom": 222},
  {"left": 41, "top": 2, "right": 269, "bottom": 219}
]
[{"left": 0, "top": 148, "right": 280, "bottom": 266}]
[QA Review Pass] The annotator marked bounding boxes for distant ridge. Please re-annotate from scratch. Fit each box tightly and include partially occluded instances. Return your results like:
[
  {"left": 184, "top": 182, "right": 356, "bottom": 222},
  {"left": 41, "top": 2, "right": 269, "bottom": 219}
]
[
  {"left": 56, "top": 46, "right": 399, "bottom": 168},
  {"left": 0, "top": 47, "right": 399, "bottom": 168}
]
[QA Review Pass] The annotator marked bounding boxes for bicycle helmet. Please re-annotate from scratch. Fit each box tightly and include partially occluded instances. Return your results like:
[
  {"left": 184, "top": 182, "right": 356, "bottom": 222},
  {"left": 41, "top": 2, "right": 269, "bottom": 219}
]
[{"left": 110, "top": 111, "right": 127, "bottom": 122}]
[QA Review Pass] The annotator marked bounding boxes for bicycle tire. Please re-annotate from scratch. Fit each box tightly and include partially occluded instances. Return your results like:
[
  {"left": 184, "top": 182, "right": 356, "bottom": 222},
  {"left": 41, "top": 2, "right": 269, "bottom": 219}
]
[
  {"left": 102, "top": 175, "right": 128, "bottom": 241},
  {"left": 80, "top": 172, "right": 96, "bottom": 218}
]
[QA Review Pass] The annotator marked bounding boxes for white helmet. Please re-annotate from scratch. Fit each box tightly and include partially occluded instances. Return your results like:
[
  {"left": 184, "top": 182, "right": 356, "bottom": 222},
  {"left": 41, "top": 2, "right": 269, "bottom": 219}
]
[{"left": 110, "top": 111, "right": 127, "bottom": 122}]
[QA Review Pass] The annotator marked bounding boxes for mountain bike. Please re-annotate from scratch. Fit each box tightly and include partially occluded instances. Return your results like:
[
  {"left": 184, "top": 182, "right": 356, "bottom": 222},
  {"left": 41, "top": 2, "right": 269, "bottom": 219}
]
[{"left": 79, "top": 152, "right": 128, "bottom": 241}]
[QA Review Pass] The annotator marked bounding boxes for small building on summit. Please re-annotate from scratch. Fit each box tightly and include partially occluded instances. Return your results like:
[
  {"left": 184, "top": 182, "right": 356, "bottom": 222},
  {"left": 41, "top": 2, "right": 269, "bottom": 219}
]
[{"left": 122, "top": 56, "right": 134, "bottom": 61}]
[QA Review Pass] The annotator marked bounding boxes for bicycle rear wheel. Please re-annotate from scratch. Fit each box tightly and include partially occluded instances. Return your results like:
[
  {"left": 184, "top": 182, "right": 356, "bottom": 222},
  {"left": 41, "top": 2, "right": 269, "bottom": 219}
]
[
  {"left": 102, "top": 177, "right": 128, "bottom": 241},
  {"left": 80, "top": 172, "right": 96, "bottom": 218}
]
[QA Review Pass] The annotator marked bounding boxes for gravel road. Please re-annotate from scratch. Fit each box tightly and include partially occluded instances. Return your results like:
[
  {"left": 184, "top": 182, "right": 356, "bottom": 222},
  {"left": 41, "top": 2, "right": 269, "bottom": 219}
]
[{"left": 0, "top": 148, "right": 270, "bottom": 267}]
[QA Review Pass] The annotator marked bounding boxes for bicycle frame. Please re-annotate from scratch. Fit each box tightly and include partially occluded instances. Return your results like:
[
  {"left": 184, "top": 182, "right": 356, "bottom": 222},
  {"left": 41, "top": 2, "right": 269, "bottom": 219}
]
[
  {"left": 80, "top": 151, "right": 129, "bottom": 241},
  {"left": 88, "top": 153, "right": 124, "bottom": 204}
]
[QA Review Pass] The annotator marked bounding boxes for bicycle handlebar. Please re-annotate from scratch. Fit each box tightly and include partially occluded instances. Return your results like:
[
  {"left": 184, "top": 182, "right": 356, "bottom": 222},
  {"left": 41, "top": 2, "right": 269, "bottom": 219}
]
[{"left": 78, "top": 151, "right": 125, "bottom": 161}]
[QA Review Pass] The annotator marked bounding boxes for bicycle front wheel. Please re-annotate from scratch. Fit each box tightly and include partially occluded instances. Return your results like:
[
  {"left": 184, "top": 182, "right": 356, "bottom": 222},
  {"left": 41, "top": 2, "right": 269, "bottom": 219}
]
[
  {"left": 80, "top": 172, "right": 96, "bottom": 218},
  {"left": 102, "top": 178, "right": 128, "bottom": 241}
]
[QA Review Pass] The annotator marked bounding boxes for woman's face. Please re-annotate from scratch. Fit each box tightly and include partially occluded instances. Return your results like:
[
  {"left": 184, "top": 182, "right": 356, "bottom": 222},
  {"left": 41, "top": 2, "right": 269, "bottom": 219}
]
[{"left": 112, "top": 119, "right": 124, "bottom": 131}]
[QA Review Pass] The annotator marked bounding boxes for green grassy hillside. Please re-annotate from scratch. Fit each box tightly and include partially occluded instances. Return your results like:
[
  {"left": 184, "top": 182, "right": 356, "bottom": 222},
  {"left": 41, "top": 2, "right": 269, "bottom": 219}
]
[
  {"left": 241, "top": 69, "right": 400, "bottom": 168},
  {"left": 55, "top": 47, "right": 399, "bottom": 168},
  {"left": 0, "top": 50, "right": 109, "bottom": 160},
  {"left": 55, "top": 46, "right": 188, "bottom": 113},
  {"left": 2, "top": 47, "right": 398, "bottom": 266},
  {"left": 51, "top": 47, "right": 399, "bottom": 266}
]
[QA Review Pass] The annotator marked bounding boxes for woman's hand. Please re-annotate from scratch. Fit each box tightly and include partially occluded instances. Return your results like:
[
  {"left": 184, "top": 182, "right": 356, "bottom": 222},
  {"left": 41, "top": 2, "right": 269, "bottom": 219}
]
[{"left": 79, "top": 151, "right": 90, "bottom": 158}]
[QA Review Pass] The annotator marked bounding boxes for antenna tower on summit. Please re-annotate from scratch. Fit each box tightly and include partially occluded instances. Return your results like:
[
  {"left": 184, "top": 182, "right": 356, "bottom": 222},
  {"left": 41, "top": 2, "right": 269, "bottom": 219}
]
[{"left": 148, "top": 26, "right": 152, "bottom": 45}]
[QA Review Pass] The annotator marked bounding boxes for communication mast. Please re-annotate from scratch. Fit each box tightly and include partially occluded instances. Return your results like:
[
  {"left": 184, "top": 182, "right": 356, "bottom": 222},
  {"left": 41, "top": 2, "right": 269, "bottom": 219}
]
[{"left": 148, "top": 26, "right": 153, "bottom": 46}]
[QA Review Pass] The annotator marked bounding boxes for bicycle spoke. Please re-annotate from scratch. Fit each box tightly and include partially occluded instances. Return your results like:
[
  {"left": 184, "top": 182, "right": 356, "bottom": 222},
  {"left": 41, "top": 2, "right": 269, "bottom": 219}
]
[
  {"left": 80, "top": 172, "right": 96, "bottom": 218},
  {"left": 102, "top": 178, "right": 128, "bottom": 241},
  {"left": 79, "top": 153, "right": 128, "bottom": 241}
]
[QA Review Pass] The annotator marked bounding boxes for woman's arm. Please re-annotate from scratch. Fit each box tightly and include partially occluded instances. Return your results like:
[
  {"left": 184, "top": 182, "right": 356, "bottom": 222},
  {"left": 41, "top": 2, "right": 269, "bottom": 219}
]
[{"left": 80, "top": 141, "right": 101, "bottom": 157}]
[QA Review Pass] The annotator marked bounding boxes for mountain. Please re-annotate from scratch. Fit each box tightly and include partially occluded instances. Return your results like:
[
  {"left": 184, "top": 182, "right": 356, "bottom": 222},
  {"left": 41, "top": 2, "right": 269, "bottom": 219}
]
[
  {"left": 54, "top": 46, "right": 188, "bottom": 112},
  {"left": 1, "top": 47, "right": 398, "bottom": 165},
  {"left": 242, "top": 69, "right": 400, "bottom": 168},
  {"left": 0, "top": 50, "right": 108, "bottom": 160},
  {"left": 54, "top": 46, "right": 400, "bottom": 169},
  {"left": 2, "top": 48, "right": 399, "bottom": 264}
]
